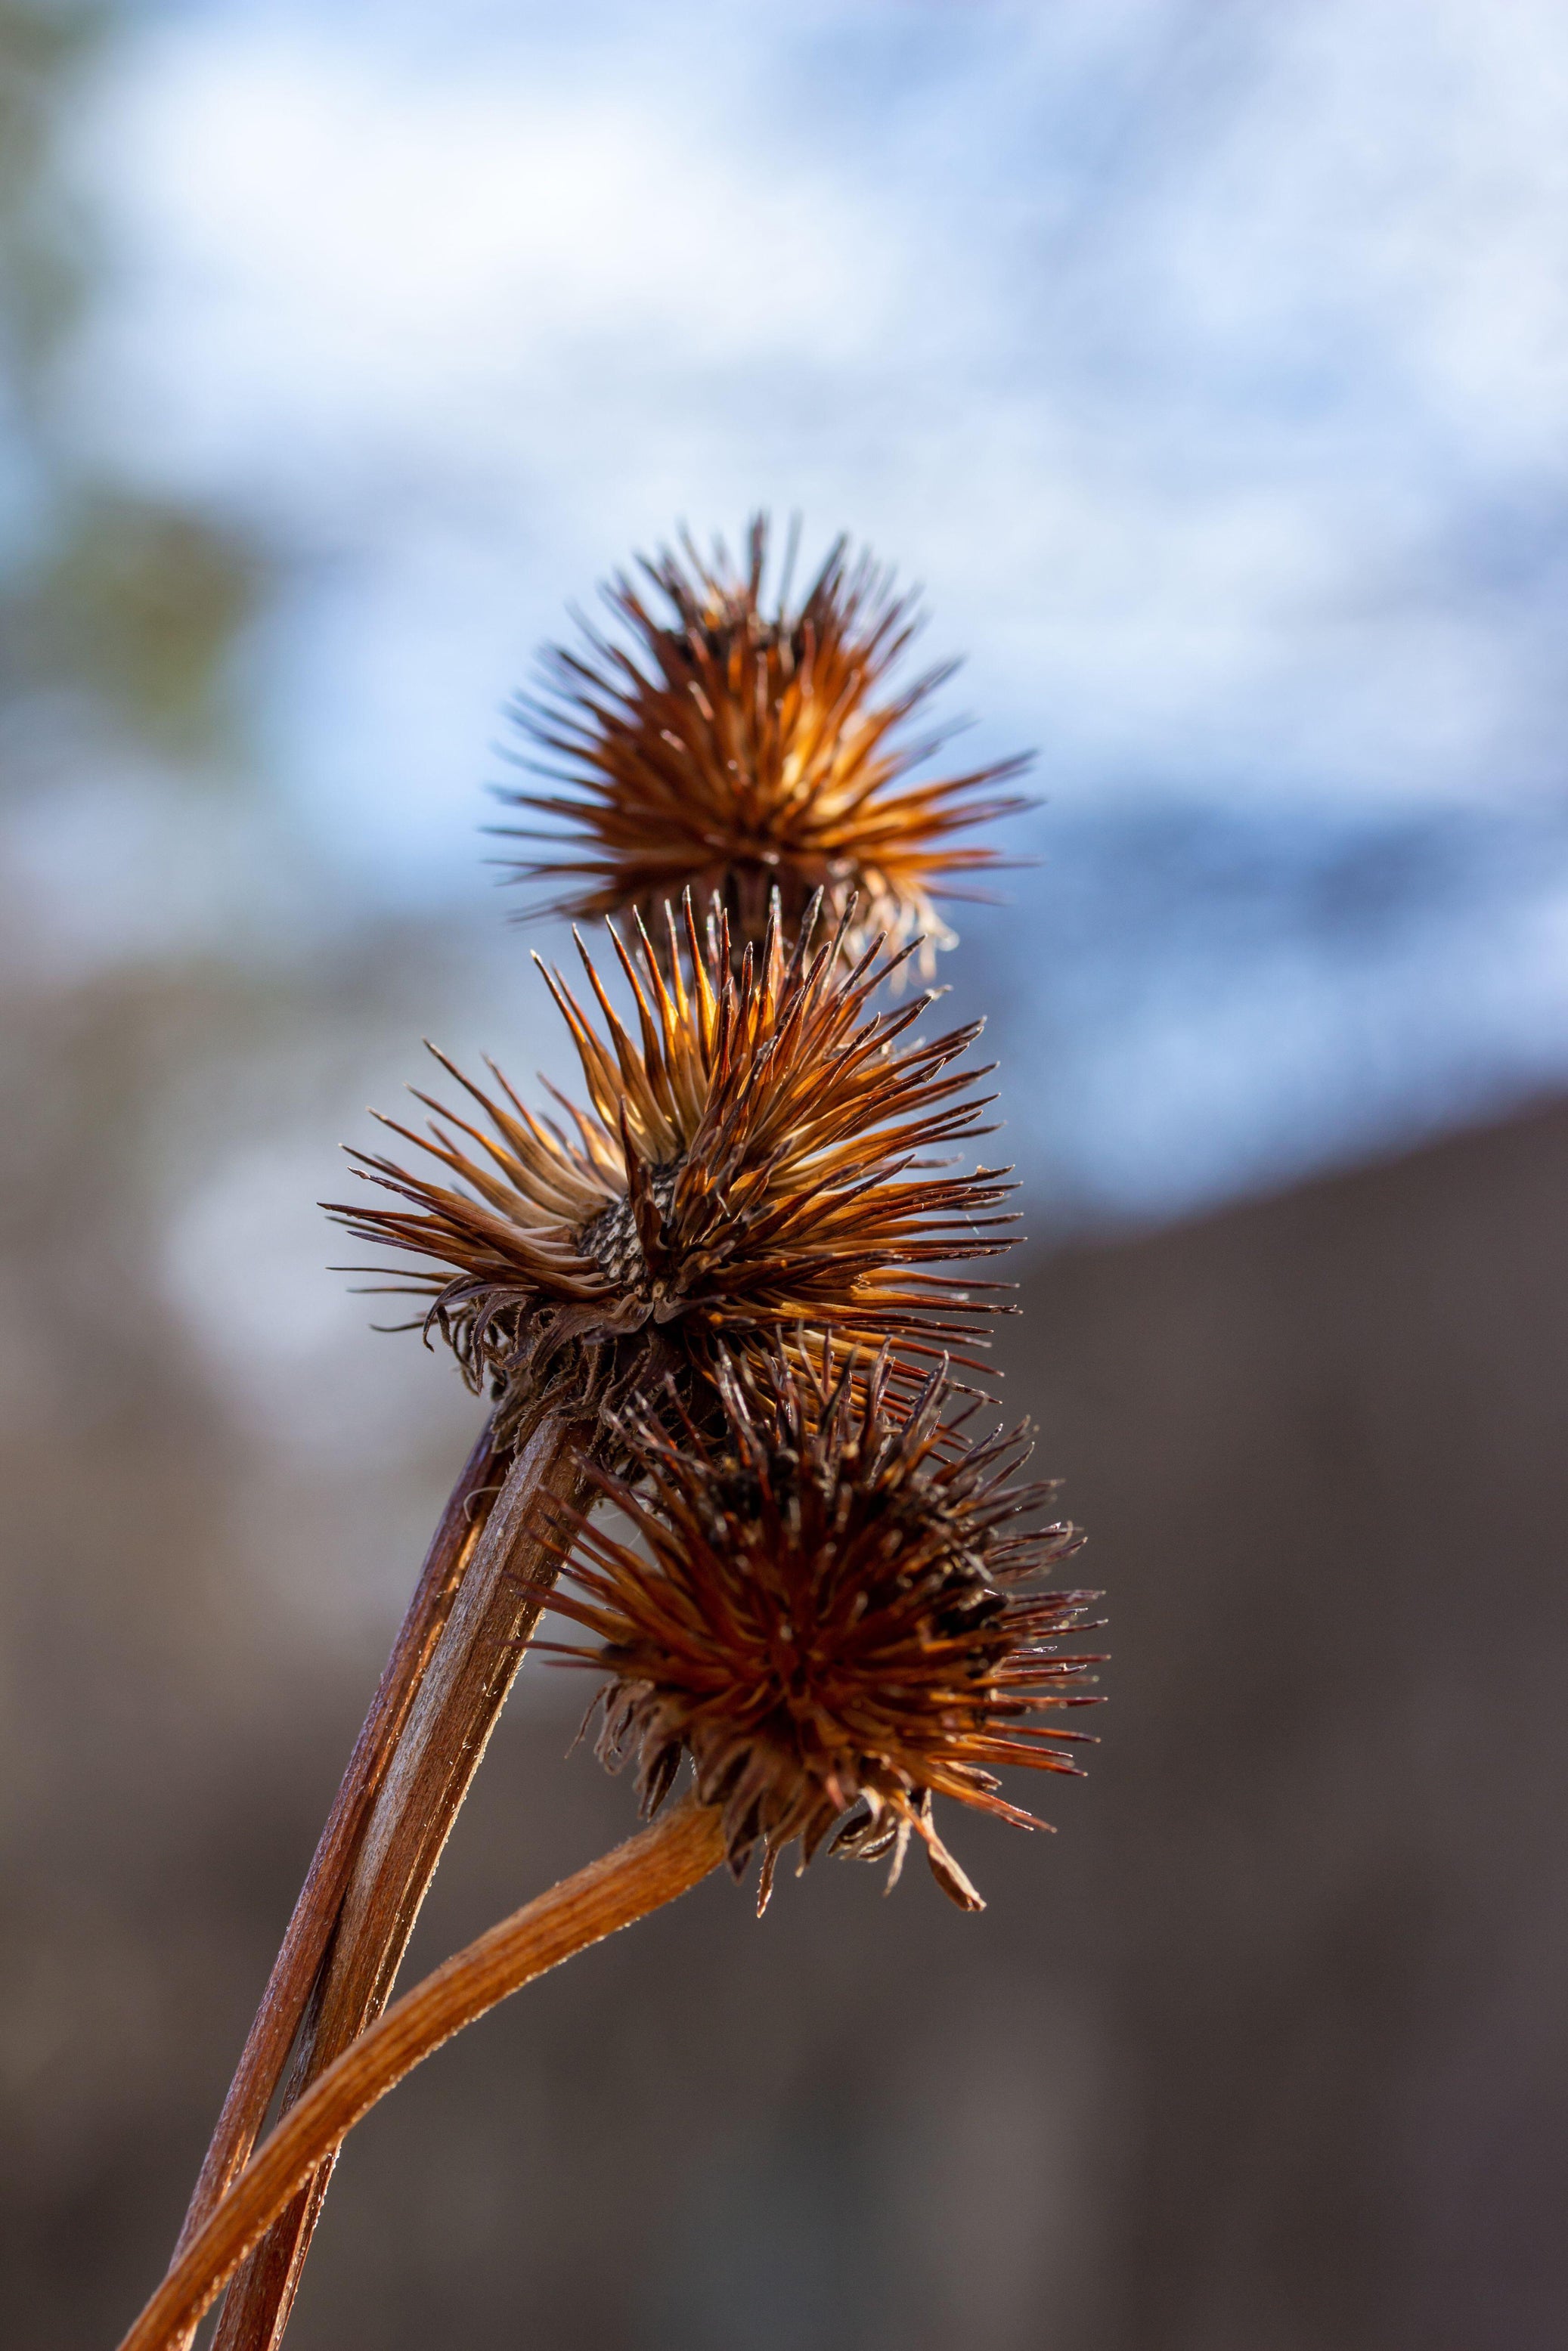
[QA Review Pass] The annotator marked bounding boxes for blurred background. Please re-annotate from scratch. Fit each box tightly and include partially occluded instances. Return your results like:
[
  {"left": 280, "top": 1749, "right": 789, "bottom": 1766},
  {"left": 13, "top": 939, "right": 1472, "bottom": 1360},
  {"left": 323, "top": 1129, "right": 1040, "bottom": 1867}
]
[{"left": 3, "top": 2, "right": 1566, "bottom": 2343}]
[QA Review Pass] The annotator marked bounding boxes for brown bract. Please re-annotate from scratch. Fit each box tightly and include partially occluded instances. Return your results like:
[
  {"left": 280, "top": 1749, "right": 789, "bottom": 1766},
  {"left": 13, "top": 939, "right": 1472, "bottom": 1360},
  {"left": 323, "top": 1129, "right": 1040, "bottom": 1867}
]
[
  {"left": 327, "top": 897, "right": 1015, "bottom": 1441},
  {"left": 494, "top": 516, "right": 1033, "bottom": 964},
  {"left": 539, "top": 1349, "right": 1099, "bottom": 1912}
]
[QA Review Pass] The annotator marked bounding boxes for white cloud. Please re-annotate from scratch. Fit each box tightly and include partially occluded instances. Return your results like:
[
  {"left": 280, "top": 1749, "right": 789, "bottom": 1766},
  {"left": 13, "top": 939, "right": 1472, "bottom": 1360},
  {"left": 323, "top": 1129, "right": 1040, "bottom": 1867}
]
[{"left": 54, "top": 0, "right": 1568, "bottom": 892}]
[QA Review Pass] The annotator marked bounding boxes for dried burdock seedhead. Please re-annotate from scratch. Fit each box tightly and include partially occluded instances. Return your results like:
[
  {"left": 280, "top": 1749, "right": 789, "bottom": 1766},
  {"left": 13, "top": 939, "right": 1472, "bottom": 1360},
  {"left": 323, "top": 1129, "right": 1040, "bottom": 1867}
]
[
  {"left": 327, "top": 895, "right": 1016, "bottom": 1443},
  {"left": 540, "top": 1348, "right": 1100, "bottom": 1913},
  {"left": 495, "top": 515, "right": 1033, "bottom": 965}
]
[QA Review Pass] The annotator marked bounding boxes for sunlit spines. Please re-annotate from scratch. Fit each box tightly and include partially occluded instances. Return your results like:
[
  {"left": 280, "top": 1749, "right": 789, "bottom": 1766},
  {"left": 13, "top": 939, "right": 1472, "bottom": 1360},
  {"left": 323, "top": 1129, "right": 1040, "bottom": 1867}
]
[
  {"left": 494, "top": 516, "right": 1033, "bottom": 965},
  {"left": 328, "top": 895, "right": 1017, "bottom": 1439},
  {"left": 538, "top": 1347, "right": 1099, "bottom": 1911}
]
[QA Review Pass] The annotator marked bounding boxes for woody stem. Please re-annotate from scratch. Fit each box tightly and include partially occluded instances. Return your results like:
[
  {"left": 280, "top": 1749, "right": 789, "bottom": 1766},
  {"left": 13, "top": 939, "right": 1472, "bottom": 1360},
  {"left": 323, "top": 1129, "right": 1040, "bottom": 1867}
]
[
  {"left": 118, "top": 1795, "right": 726, "bottom": 2351},
  {"left": 194, "top": 1403, "right": 595, "bottom": 2351},
  {"left": 163, "top": 1417, "right": 501, "bottom": 2351}
]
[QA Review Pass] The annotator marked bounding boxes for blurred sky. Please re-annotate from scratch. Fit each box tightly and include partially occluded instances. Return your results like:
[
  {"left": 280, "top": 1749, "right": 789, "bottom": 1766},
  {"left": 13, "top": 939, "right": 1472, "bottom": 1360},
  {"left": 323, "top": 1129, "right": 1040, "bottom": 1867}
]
[{"left": 9, "top": 0, "right": 1568, "bottom": 1222}]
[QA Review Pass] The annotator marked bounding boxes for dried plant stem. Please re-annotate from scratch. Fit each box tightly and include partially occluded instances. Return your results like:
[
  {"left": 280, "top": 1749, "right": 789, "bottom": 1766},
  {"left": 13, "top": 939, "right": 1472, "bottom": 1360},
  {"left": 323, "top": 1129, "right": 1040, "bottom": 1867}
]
[
  {"left": 119, "top": 1797, "right": 726, "bottom": 2351},
  {"left": 208, "top": 1405, "right": 597, "bottom": 2351},
  {"left": 166, "top": 1417, "right": 501, "bottom": 2350}
]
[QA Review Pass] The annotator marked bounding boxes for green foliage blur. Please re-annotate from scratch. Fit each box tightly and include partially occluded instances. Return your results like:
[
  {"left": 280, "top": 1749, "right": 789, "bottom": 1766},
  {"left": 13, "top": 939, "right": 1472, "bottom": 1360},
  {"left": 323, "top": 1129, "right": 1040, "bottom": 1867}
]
[{"left": 2, "top": 0, "right": 265, "bottom": 769}]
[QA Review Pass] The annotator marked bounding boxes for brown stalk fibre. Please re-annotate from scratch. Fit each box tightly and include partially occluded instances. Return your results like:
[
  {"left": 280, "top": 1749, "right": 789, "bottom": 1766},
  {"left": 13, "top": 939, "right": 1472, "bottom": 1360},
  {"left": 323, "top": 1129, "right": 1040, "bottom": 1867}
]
[
  {"left": 329, "top": 894, "right": 1016, "bottom": 1439},
  {"left": 206, "top": 1407, "right": 594, "bottom": 2351},
  {"left": 163, "top": 1418, "right": 500, "bottom": 2340},
  {"left": 496, "top": 516, "right": 1032, "bottom": 962},
  {"left": 117, "top": 1799, "right": 729, "bottom": 2351},
  {"left": 541, "top": 1347, "right": 1100, "bottom": 1914}
]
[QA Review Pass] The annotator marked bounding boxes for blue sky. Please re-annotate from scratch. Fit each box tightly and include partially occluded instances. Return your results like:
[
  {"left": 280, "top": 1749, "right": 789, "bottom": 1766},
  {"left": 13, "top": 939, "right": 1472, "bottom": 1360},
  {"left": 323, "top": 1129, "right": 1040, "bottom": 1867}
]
[{"left": 17, "top": 0, "right": 1568, "bottom": 1220}]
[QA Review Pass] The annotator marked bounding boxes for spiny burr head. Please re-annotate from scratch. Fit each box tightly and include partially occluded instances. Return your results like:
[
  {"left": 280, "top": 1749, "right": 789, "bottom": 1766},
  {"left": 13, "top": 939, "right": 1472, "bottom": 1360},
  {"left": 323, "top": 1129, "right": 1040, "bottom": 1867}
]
[
  {"left": 494, "top": 516, "right": 1033, "bottom": 965},
  {"left": 540, "top": 1347, "right": 1100, "bottom": 1912},
  {"left": 327, "top": 894, "right": 1017, "bottom": 1441}
]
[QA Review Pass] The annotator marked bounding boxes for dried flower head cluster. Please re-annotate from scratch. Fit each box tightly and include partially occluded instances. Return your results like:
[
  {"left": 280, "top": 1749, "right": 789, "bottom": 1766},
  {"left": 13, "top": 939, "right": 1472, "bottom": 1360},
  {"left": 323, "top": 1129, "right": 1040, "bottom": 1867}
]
[
  {"left": 496, "top": 516, "right": 1032, "bottom": 964},
  {"left": 129, "top": 519, "right": 1095, "bottom": 2351},
  {"left": 540, "top": 1349, "right": 1098, "bottom": 1913},
  {"left": 329, "top": 897, "right": 1015, "bottom": 1439}
]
